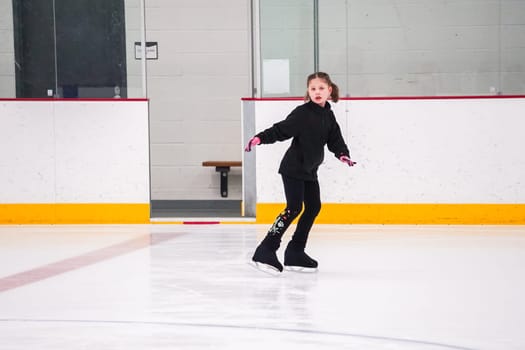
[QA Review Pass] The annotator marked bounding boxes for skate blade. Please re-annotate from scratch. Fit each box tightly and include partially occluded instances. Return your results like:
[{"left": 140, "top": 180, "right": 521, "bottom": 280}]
[
  {"left": 284, "top": 265, "right": 318, "bottom": 273},
  {"left": 249, "top": 261, "right": 282, "bottom": 276}
]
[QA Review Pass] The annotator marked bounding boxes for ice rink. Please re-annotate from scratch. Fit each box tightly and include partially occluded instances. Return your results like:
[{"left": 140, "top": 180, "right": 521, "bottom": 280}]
[{"left": 1, "top": 224, "right": 524, "bottom": 349}]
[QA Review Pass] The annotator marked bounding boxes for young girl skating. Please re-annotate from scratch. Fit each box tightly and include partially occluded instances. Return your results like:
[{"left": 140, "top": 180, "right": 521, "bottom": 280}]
[{"left": 245, "top": 72, "right": 356, "bottom": 274}]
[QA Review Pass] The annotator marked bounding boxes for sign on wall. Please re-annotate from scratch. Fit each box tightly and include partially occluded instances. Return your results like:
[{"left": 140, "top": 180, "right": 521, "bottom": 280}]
[{"left": 134, "top": 42, "right": 158, "bottom": 60}]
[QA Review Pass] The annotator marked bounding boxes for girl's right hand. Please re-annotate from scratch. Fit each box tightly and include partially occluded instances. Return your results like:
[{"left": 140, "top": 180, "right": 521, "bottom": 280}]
[{"left": 244, "top": 136, "right": 261, "bottom": 152}]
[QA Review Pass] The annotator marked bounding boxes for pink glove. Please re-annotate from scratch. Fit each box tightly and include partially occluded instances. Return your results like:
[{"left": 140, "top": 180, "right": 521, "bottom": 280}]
[
  {"left": 339, "top": 155, "right": 356, "bottom": 167},
  {"left": 244, "top": 136, "right": 261, "bottom": 152}
]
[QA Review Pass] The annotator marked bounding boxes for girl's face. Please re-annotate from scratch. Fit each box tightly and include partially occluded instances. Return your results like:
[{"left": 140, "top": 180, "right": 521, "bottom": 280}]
[{"left": 308, "top": 77, "right": 332, "bottom": 107}]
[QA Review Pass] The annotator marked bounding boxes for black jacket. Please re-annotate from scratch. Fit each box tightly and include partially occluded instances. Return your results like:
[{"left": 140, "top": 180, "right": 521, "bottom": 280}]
[{"left": 256, "top": 101, "right": 350, "bottom": 181}]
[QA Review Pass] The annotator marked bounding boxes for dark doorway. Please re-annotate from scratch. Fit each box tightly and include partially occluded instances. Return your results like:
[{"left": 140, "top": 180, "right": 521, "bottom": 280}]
[{"left": 12, "top": 0, "right": 127, "bottom": 98}]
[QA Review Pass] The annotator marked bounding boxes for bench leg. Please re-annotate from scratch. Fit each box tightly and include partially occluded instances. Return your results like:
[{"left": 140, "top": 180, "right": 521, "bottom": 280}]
[{"left": 216, "top": 166, "right": 231, "bottom": 197}]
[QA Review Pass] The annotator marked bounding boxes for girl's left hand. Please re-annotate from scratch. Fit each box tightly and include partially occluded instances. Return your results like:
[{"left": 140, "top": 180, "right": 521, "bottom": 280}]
[{"left": 339, "top": 155, "right": 357, "bottom": 167}]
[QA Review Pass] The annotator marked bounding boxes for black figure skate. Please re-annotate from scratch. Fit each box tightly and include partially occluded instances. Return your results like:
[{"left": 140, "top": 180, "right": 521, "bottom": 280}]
[
  {"left": 251, "top": 243, "right": 283, "bottom": 276},
  {"left": 284, "top": 241, "right": 318, "bottom": 273}
]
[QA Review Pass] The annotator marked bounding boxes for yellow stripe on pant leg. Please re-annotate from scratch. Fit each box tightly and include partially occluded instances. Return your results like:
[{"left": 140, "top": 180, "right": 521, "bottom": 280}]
[{"left": 256, "top": 203, "right": 525, "bottom": 224}]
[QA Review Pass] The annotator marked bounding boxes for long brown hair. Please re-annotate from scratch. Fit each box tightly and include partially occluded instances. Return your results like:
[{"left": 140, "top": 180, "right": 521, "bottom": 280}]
[{"left": 304, "top": 72, "right": 340, "bottom": 103}]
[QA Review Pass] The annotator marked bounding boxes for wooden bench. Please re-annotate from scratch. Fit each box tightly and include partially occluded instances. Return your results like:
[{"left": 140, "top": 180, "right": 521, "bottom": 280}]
[{"left": 202, "top": 161, "right": 242, "bottom": 197}]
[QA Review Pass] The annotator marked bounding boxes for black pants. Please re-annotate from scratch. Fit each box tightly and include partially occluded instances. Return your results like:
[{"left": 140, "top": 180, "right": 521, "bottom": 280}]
[{"left": 263, "top": 175, "right": 321, "bottom": 250}]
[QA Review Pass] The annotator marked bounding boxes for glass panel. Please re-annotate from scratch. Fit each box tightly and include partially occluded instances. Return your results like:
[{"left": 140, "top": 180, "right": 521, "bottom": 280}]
[
  {"left": 123, "top": 0, "right": 146, "bottom": 98},
  {"left": 319, "top": 0, "right": 525, "bottom": 96},
  {"left": 259, "top": 0, "right": 315, "bottom": 97},
  {"left": 54, "top": 0, "right": 128, "bottom": 98},
  {"left": 3, "top": 0, "right": 146, "bottom": 98},
  {"left": 1, "top": 1, "right": 16, "bottom": 98}
]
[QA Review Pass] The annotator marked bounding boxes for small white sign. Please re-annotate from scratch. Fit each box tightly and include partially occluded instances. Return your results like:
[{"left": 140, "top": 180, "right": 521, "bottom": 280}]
[
  {"left": 135, "top": 42, "right": 158, "bottom": 60},
  {"left": 263, "top": 59, "right": 290, "bottom": 94}
]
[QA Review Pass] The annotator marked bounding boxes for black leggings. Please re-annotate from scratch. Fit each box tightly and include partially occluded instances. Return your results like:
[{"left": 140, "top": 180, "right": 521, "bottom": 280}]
[{"left": 267, "top": 175, "right": 321, "bottom": 248}]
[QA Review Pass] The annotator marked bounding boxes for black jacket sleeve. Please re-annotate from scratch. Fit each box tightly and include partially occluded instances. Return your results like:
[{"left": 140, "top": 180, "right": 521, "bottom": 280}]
[
  {"left": 327, "top": 116, "right": 350, "bottom": 159},
  {"left": 255, "top": 108, "right": 302, "bottom": 144}
]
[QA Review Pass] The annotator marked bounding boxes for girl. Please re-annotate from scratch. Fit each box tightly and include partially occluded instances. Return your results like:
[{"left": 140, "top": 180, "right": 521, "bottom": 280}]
[{"left": 245, "top": 72, "right": 356, "bottom": 274}]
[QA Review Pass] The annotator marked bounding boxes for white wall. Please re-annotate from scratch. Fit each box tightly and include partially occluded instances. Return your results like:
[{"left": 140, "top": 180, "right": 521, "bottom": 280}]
[
  {"left": 0, "top": 0, "right": 252, "bottom": 201},
  {"left": 2, "top": 0, "right": 525, "bottom": 204},
  {"left": 0, "top": 101, "right": 150, "bottom": 204},
  {"left": 0, "top": 0, "right": 15, "bottom": 98},
  {"left": 247, "top": 97, "right": 525, "bottom": 204},
  {"left": 146, "top": 0, "right": 251, "bottom": 200}
]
